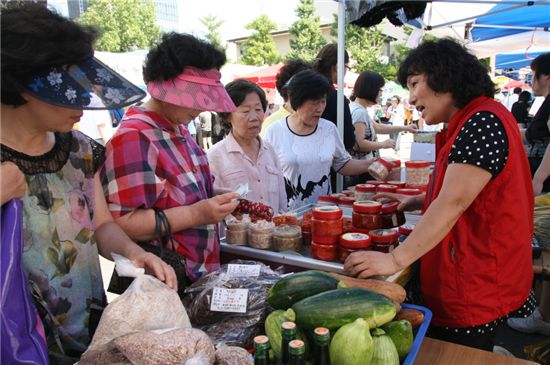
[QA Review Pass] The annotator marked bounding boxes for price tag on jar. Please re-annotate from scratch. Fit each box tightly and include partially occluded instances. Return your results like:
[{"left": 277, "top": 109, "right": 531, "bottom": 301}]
[
  {"left": 210, "top": 288, "right": 249, "bottom": 313},
  {"left": 227, "top": 264, "right": 261, "bottom": 278}
]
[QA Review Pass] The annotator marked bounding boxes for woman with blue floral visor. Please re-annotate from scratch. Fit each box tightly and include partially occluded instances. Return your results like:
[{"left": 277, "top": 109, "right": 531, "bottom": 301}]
[{"left": 0, "top": 3, "right": 176, "bottom": 363}]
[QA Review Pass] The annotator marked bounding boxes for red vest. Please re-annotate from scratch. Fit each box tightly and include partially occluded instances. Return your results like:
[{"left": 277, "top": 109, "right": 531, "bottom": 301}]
[{"left": 421, "top": 96, "right": 533, "bottom": 327}]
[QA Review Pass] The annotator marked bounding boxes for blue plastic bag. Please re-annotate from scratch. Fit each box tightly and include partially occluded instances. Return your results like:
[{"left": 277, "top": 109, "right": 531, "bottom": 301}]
[{"left": 1, "top": 199, "right": 49, "bottom": 365}]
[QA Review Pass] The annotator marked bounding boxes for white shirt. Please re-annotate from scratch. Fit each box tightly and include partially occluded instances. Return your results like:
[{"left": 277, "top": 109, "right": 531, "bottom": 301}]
[
  {"left": 264, "top": 117, "right": 351, "bottom": 210},
  {"left": 77, "top": 110, "right": 112, "bottom": 141}
]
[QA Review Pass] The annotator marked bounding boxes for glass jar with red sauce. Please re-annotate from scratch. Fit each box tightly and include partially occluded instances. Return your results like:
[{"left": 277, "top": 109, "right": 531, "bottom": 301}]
[
  {"left": 380, "top": 201, "right": 405, "bottom": 229},
  {"left": 352, "top": 201, "right": 382, "bottom": 230},
  {"left": 337, "top": 196, "right": 355, "bottom": 208},
  {"left": 311, "top": 242, "right": 338, "bottom": 261},
  {"left": 369, "top": 229, "right": 399, "bottom": 253},
  {"left": 311, "top": 206, "right": 343, "bottom": 245},
  {"left": 376, "top": 184, "right": 397, "bottom": 193},
  {"left": 338, "top": 232, "right": 372, "bottom": 262}
]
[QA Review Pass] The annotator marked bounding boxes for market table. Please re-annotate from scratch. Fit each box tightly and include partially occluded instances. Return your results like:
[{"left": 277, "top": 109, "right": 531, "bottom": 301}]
[{"left": 415, "top": 338, "right": 538, "bottom": 365}]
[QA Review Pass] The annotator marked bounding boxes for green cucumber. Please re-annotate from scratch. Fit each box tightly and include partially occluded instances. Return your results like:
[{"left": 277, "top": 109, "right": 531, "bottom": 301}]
[
  {"left": 267, "top": 270, "right": 345, "bottom": 309},
  {"left": 381, "top": 320, "right": 414, "bottom": 360},
  {"left": 291, "top": 288, "right": 397, "bottom": 331}
]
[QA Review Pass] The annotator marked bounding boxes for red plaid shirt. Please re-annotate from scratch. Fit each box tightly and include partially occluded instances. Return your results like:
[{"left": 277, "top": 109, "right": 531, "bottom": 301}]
[{"left": 100, "top": 106, "right": 219, "bottom": 281}]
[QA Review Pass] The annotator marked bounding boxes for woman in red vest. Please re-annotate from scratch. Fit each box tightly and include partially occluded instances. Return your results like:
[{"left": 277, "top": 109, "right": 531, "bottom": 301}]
[{"left": 344, "top": 38, "right": 535, "bottom": 351}]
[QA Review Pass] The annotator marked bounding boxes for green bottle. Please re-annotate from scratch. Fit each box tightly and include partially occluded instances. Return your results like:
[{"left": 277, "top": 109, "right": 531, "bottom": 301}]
[
  {"left": 281, "top": 321, "right": 297, "bottom": 365},
  {"left": 288, "top": 339, "right": 306, "bottom": 365},
  {"left": 254, "top": 335, "right": 271, "bottom": 365},
  {"left": 313, "top": 327, "right": 331, "bottom": 365}
]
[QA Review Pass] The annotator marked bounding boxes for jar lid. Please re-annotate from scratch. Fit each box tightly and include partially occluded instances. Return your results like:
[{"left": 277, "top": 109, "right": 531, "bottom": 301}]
[
  {"left": 342, "top": 189, "right": 355, "bottom": 196},
  {"left": 396, "top": 188, "right": 423, "bottom": 196},
  {"left": 405, "top": 183, "right": 429, "bottom": 191},
  {"left": 353, "top": 200, "right": 382, "bottom": 213},
  {"left": 365, "top": 180, "right": 384, "bottom": 186},
  {"left": 387, "top": 180, "right": 406, "bottom": 188},
  {"left": 405, "top": 160, "right": 431, "bottom": 168},
  {"left": 388, "top": 159, "right": 401, "bottom": 168},
  {"left": 369, "top": 229, "right": 399, "bottom": 243},
  {"left": 340, "top": 232, "right": 372, "bottom": 249},
  {"left": 312, "top": 206, "right": 343, "bottom": 220},
  {"left": 273, "top": 224, "right": 302, "bottom": 238},
  {"left": 398, "top": 223, "right": 415, "bottom": 235},
  {"left": 331, "top": 193, "right": 346, "bottom": 198},
  {"left": 349, "top": 226, "right": 371, "bottom": 235},
  {"left": 377, "top": 184, "right": 397, "bottom": 193},
  {"left": 318, "top": 195, "right": 339, "bottom": 203},
  {"left": 338, "top": 196, "right": 356, "bottom": 206},
  {"left": 381, "top": 201, "right": 399, "bottom": 213},
  {"left": 355, "top": 183, "right": 376, "bottom": 192}
]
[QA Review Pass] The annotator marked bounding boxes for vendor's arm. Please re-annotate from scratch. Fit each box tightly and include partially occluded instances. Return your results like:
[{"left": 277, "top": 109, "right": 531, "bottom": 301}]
[
  {"left": 93, "top": 174, "right": 178, "bottom": 290},
  {"left": 338, "top": 158, "right": 375, "bottom": 176},
  {"left": 345, "top": 163, "right": 492, "bottom": 278}
]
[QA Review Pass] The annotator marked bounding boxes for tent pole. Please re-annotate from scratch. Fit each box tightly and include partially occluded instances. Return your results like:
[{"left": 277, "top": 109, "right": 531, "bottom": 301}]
[{"left": 336, "top": 0, "right": 346, "bottom": 193}]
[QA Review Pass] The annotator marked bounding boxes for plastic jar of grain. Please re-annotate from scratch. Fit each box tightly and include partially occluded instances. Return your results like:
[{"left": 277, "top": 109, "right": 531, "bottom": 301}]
[
  {"left": 405, "top": 160, "right": 431, "bottom": 187},
  {"left": 354, "top": 184, "right": 376, "bottom": 201},
  {"left": 225, "top": 217, "right": 249, "bottom": 245},
  {"left": 247, "top": 220, "right": 275, "bottom": 250},
  {"left": 272, "top": 224, "right": 302, "bottom": 252}
]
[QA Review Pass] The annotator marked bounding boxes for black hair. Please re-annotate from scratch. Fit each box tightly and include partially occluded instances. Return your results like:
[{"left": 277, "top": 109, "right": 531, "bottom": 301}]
[
  {"left": 1, "top": 2, "right": 98, "bottom": 106},
  {"left": 518, "top": 90, "right": 532, "bottom": 103},
  {"left": 312, "top": 43, "right": 349, "bottom": 81},
  {"left": 397, "top": 38, "right": 494, "bottom": 108},
  {"left": 276, "top": 59, "right": 311, "bottom": 101},
  {"left": 513, "top": 87, "right": 522, "bottom": 94},
  {"left": 287, "top": 69, "right": 331, "bottom": 110},
  {"left": 351, "top": 71, "right": 385, "bottom": 103},
  {"left": 531, "top": 53, "right": 550, "bottom": 80},
  {"left": 218, "top": 79, "right": 267, "bottom": 125},
  {"left": 143, "top": 32, "right": 226, "bottom": 82}
]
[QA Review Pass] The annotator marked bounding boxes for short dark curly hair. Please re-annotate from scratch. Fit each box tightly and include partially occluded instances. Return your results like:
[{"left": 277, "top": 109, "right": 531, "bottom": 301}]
[
  {"left": 287, "top": 70, "right": 331, "bottom": 110},
  {"left": 1, "top": 2, "right": 98, "bottom": 106},
  {"left": 218, "top": 79, "right": 267, "bottom": 126},
  {"left": 143, "top": 33, "right": 226, "bottom": 82},
  {"left": 351, "top": 71, "right": 385, "bottom": 103},
  {"left": 276, "top": 59, "right": 311, "bottom": 101},
  {"left": 397, "top": 38, "right": 494, "bottom": 108},
  {"left": 312, "top": 43, "right": 349, "bottom": 81}
]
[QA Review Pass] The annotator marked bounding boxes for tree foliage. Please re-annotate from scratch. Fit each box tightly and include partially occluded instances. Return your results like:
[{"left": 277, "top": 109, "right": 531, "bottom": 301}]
[
  {"left": 79, "top": 0, "right": 159, "bottom": 52},
  {"left": 240, "top": 15, "right": 281, "bottom": 66},
  {"left": 200, "top": 14, "right": 225, "bottom": 50},
  {"left": 287, "top": 0, "right": 327, "bottom": 61}
]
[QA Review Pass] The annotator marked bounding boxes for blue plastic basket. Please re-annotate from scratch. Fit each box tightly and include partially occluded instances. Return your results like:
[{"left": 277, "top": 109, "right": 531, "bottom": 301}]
[{"left": 401, "top": 303, "right": 432, "bottom": 365}]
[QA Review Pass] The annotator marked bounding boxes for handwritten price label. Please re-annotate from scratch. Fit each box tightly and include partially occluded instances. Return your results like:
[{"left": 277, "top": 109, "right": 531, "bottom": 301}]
[
  {"left": 227, "top": 264, "right": 261, "bottom": 278},
  {"left": 210, "top": 288, "right": 249, "bottom": 313}
]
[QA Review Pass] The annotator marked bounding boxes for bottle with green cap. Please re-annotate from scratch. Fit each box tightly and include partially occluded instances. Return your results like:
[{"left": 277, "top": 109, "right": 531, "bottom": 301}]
[
  {"left": 313, "top": 327, "right": 331, "bottom": 365},
  {"left": 281, "top": 321, "right": 297, "bottom": 365},
  {"left": 288, "top": 339, "right": 306, "bottom": 365},
  {"left": 254, "top": 335, "right": 271, "bottom": 365}
]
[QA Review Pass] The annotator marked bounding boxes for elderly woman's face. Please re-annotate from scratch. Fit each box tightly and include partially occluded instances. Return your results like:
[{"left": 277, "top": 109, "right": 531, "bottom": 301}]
[
  {"left": 229, "top": 92, "right": 264, "bottom": 141},
  {"left": 295, "top": 96, "right": 327, "bottom": 126},
  {"left": 22, "top": 93, "right": 83, "bottom": 132},
  {"left": 406, "top": 74, "right": 458, "bottom": 125}
]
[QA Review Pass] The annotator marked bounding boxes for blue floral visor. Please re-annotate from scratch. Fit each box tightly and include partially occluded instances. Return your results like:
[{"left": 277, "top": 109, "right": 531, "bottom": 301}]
[{"left": 23, "top": 57, "right": 146, "bottom": 110}]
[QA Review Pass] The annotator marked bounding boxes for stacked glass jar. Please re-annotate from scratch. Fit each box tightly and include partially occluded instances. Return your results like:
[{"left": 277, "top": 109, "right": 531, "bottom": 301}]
[{"left": 311, "top": 206, "right": 343, "bottom": 261}]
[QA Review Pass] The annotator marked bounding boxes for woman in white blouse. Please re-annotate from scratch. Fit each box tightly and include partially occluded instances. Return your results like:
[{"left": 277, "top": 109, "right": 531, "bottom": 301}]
[
  {"left": 264, "top": 70, "right": 374, "bottom": 210},
  {"left": 207, "top": 79, "right": 287, "bottom": 213}
]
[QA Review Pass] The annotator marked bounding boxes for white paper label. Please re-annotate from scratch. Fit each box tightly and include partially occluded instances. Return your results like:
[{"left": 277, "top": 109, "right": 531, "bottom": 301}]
[
  {"left": 227, "top": 264, "right": 261, "bottom": 277},
  {"left": 210, "top": 288, "right": 249, "bottom": 313}
]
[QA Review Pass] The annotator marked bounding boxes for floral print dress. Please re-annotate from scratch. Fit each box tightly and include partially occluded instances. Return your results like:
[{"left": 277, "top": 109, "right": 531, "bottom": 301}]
[{"left": 1, "top": 130, "right": 106, "bottom": 362}]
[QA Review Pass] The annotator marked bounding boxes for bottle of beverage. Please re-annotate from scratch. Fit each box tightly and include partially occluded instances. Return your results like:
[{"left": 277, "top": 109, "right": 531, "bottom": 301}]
[
  {"left": 281, "top": 321, "right": 297, "bottom": 365},
  {"left": 288, "top": 339, "right": 306, "bottom": 365},
  {"left": 254, "top": 335, "right": 271, "bottom": 365},
  {"left": 313, "top": 327, "right": 331, "bottom": 365}
]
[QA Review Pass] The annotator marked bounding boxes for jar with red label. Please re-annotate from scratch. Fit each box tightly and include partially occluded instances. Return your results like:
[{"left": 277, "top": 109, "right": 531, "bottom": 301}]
[
  {"left": 366, "top": 180, "right": 384, "bottom": 186},
  {"left": 395, "top": 188, "right": 423, "bottom": 196},
  {"left": 387, "top": 181, "right": 406, "bottom": 189},
  {"left": 339, "top": 232, "right": 372, "bottom": 262},
  {"left": 398, "top": 223, "right": 415, "bottom": 243},
  {"left": 367, "top": 158, "right": 395, "bottom": 181},
  {"left": 377, "top": 184, "right": 397, "bottom": 193},
  {"left": 338, "top": 196, "right": 355, "bottom": 208},
  {"left": 316, "top": 195, "right": 338, "bottom": 207},
  {"left": 380, "top": 202, "right": 406, "bottom": 229},
  {"left": 354, "top": 184, "right": 376, "bottom": 201},
  {"left": 352, "top": 201, "right": 383, "bottom": 230},
  {"left": 311, "top": 241, "right": 338, "bottom": 261},
  {"left": 370, "top": 229, "right": 399, "bottom": 253},
  {"left": 311, "top": 206, "right": 343, "bottom": 244},
  {"left": 387, "top": 159, "right": 402, "bottom": 181},
  {"left": 342, "top": 189, "right": 355, "bottom": 197},
  {"left": 405, "top": 160, "right": 431, "bottom": 187}
]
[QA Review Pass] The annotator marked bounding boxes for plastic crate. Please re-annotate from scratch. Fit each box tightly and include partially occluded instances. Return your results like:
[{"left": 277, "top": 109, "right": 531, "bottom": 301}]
[{"left": 401, "top": 303, "right": 433, "bottom": 365}]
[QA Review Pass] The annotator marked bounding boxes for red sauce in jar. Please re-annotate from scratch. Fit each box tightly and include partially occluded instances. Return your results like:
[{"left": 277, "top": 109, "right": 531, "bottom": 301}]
[{"left": 311, "top": 242, "right": 338, "bottom": 261}]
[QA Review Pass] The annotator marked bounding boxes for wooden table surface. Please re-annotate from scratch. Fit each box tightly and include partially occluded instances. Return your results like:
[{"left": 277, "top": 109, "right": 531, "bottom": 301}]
[{"left": 415, "top": 338, "right": 539, "bottom": 365}]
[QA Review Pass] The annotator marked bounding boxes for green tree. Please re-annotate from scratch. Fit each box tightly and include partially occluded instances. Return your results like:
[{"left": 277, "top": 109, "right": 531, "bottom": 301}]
[
  {"left": 200, "top": 14, "right": 224, "bottom": 50},
  {"left": 287, "top": 0, "right": 327, "bottom": 61},
  {"left": 79, "top": 0, "right": 159, "bottom": 52},
  {"left": 240, "top": 15, "right": 281, "bottom": 66}
]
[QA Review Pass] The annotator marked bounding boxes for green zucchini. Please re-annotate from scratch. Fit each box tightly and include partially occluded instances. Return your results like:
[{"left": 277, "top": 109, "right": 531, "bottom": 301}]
[
  {"left": 267, "top": 270, "right": 345, "bottom": 309},
  {"left": 381, "top": 320, "right": 413, "bottom": 360},
  {"left": 291, "top": 288, "right": 397, "bottom": 331}
]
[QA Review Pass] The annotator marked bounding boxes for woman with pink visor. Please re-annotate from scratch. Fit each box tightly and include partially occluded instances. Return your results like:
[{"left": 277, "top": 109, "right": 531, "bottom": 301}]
[{"left": 100, "top": 33, "right": 240, "bottom": 288}]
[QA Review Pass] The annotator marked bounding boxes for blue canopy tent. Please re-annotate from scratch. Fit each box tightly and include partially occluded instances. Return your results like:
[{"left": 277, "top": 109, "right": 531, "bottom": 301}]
[{"left": 496, "top": 51, "right": 546, "bottom": 70}]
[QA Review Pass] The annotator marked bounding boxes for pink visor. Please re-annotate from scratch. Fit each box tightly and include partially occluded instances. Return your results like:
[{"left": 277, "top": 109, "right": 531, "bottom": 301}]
[{"left": 147, "top": 66, "right": 236, "bottom": 112}]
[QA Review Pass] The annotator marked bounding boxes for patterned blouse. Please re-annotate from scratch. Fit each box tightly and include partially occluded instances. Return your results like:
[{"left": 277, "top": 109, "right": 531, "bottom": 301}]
[
  {"left": 99, "top": 106, "right": 219, "bottom": 281},
  {"left": 1, "top": 131, "right": 106, "bottom": 361}
]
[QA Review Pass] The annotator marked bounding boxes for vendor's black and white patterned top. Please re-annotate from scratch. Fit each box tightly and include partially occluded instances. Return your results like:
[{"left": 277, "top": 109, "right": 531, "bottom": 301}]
[{"left": 448, "top": 112, "right": 509, "bottom": 177}]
